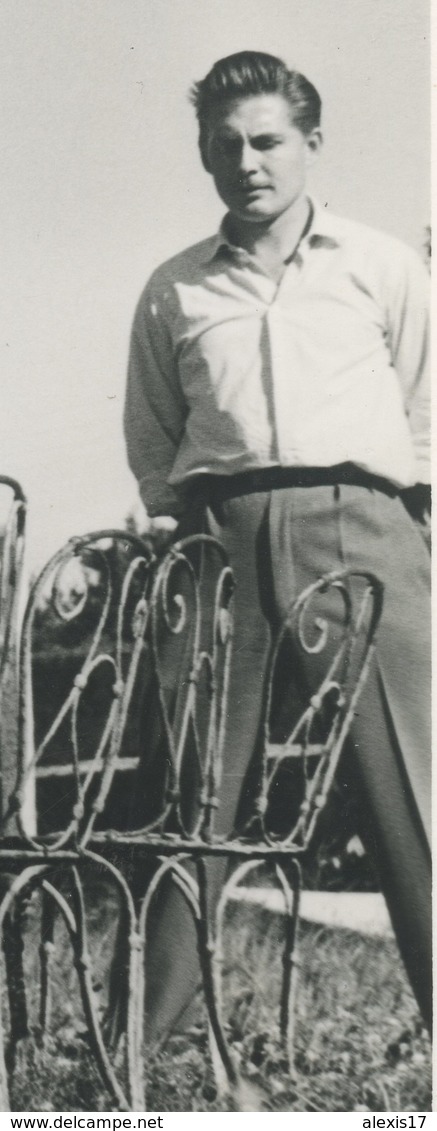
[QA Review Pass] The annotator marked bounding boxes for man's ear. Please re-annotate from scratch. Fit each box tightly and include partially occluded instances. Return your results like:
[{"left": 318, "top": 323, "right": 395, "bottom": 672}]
[{"left": 305, "top": 128, "right": 323, "bottom": 168}]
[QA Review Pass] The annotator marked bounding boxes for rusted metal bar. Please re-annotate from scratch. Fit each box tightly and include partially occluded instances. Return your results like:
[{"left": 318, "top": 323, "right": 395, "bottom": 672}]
[{"left": 0, "top": 478, "right": 27, "bottom": 834}]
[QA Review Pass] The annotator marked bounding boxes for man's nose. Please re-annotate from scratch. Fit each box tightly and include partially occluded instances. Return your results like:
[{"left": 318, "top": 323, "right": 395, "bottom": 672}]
[{"left": 237, "top": 142, "right": 258, "bottom": 176}]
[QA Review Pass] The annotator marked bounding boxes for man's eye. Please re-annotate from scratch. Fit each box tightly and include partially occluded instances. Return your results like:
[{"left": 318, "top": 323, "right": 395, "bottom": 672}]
[{"left": 255, "top": 137, "right": 281, "bottom": 150}]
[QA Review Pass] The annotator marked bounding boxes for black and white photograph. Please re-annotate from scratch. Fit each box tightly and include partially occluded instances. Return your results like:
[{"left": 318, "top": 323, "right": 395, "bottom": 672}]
[{"left": 0, "top": 0, "right": 431, "bottom": 1117}]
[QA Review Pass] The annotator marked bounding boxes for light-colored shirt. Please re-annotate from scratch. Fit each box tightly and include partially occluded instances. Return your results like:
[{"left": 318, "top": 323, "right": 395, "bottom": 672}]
[{"left": 124, "top": 199, "right": 429, "bottom": 518}]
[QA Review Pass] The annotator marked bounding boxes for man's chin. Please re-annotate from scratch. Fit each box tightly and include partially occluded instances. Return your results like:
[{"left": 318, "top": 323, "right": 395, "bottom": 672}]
[{"left": 232, "top": 202, "right": 276, "bottom": 223}]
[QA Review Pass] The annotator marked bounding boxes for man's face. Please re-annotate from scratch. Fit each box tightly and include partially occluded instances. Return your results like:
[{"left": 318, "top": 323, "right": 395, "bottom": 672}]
[{"left": 203, "top": 93, "right": 321, "bottom": 224}]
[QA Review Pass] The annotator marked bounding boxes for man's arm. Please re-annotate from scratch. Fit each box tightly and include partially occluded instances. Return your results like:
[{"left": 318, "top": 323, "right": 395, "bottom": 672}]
[
  {"left": 383, "top": 244, "right": 430, "bottom": 487},
  {"left": 124, "top": 279, "right": 188, "bottom": 518},
  {"left": 383, "top": 244, "right": 430, "bottom": 541}
]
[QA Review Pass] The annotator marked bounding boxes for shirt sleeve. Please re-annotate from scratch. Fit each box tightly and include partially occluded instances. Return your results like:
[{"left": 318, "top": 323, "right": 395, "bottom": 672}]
[
  {"left": 123, "top": 277, "right": 188, "bottom": 517},
  {"left": 383, "top": 245, "right": 430, "bottom": 484}
]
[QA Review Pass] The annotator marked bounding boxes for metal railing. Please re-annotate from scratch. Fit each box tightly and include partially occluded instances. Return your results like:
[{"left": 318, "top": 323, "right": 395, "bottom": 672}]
[{"left": 0, "top": 480, "right": 383, "bottom": 1110}]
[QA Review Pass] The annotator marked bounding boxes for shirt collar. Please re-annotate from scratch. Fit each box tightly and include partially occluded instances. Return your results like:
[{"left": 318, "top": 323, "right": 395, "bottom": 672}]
[
  {"left": 306, "top": 198, "right": 343, "bottom": 248},
  {"left": 204, "top": 218, "right": 240, "bottom": 262},
  {"left": 204, "top": 196, "right": 341, "bottom": 264}
]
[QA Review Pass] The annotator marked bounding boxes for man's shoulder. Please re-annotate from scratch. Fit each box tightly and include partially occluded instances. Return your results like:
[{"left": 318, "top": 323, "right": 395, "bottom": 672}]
[
  {"left": 144, "top": 234, "right": 219, "bottom": 294},
  {"left": 322, "top": 207, "right": 426, "bottom": 271}
]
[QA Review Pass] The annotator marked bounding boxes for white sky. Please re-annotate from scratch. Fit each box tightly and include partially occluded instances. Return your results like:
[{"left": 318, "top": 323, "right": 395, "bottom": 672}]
[{"left": 1, "top": 0, "right": 429, "bottom": 570}]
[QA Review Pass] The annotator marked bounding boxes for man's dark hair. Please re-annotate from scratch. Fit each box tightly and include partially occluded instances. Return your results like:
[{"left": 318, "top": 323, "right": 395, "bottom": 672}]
[{"left": 191, "top": 51, "right": 322, "bottom": 162}]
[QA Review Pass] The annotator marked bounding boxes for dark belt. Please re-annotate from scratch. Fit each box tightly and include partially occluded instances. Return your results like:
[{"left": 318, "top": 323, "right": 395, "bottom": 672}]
[{"left": 199, "top": 463, "right": 399, "bottom": 503}]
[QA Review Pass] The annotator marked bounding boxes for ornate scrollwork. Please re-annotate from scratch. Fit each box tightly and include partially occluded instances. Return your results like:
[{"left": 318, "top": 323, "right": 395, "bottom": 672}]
[
  {"left": 256, "top": 569, "right": 383, "bottom": 849},
  {"left": 11, "top": 530, "right": 155, "bottom": 849},
  {"left": 0, "top": 497, "right": 384, "bottom": 1111},
  {"left": 146, "top": 534, "right": 235, "bottom": 840}
]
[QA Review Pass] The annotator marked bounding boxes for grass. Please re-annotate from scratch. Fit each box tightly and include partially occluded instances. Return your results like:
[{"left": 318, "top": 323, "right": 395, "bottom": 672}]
[{"left": 3, "top": 888, "right": 431, "bottom": 1114}]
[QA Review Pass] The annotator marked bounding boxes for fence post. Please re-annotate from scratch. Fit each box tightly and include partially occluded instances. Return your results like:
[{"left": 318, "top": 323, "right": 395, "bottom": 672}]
[{"left": 0, "top": 478, "right": 28, "bottom": 835}]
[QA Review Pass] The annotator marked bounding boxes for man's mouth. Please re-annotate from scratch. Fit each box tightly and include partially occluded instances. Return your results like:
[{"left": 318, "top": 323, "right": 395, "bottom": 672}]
[{"left": 238, "top": 184, "right": 270, "bottom": 197}]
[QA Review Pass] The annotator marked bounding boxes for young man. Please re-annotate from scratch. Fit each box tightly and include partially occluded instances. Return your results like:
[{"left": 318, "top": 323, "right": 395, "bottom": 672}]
[{"left": 124, "top": 52, "right": 430, "bottom": 1039}]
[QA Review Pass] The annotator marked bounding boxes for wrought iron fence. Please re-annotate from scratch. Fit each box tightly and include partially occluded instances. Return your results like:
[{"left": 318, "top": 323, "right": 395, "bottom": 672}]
[{"left": 0, "top": 478, "right": 383, "bottom": 1110}]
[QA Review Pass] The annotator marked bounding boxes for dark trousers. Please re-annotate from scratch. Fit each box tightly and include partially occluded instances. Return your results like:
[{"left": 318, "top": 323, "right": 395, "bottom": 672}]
[{"left": 140, "top": 482, "right": 432, "bottom": 1040}]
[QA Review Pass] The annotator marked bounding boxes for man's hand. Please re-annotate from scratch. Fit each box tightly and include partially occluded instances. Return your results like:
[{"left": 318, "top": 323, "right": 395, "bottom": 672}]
[{"left": 400, "top": 484, "right": 431, "bottom": 551}]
